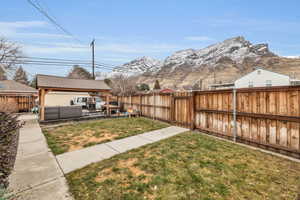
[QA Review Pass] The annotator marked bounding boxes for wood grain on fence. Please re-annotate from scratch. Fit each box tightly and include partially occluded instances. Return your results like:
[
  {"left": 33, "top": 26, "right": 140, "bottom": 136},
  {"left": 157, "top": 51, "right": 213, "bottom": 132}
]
[
  {"left": 117, "top": 86, "right": 300, "bottom": 158},
  {"left": 0, "top": 95, "right": 36, "bottom": 112}
]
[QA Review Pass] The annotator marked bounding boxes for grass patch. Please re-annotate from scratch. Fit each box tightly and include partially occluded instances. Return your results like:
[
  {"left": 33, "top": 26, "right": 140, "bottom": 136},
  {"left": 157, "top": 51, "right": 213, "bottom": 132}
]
[
  {"left": 67, "top": 131, "right": 300, "bottom": 200},
  {"left": 43, "top": 117, "right": 169, "bottom": 155}
]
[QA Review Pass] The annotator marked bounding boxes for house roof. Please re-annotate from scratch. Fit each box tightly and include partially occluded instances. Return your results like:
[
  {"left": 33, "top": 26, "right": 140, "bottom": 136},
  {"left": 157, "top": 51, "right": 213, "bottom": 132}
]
[
  {"left": 36, "top": 74, "right": 111, "bottom": 91},
  {"left": 160, "top": 88, "right": 175, "bottom": 93},
  {"left": 0, "top": 80, "right": 37, "bottom": 94}
]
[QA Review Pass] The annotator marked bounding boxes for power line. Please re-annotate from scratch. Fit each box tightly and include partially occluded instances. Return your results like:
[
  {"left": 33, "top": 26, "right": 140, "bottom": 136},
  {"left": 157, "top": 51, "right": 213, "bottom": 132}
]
[
  {"left": 3, "top": 55, "right": 118, "bottom": 69},
  {"left": 26, "top": 0, "right": 85, "bottom": 44}
]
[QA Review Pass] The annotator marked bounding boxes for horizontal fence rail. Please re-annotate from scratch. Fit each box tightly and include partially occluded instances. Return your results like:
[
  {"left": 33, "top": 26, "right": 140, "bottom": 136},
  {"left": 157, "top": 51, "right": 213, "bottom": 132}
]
[{"left": 117, "top": 86, "right": 300, "bottom": 159}]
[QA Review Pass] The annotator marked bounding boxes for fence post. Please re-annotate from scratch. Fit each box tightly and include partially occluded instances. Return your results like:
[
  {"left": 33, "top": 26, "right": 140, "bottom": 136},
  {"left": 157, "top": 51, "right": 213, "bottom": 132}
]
[
  {"left": 170, "top": 93, "right": 175, "bottom": 124},
  {"left": 153, "top": 92, "right": 156, "bottom": 120},
  {"left": 232, "top": 88, "right": 237, "bottom": 142},
  {"left": 190, "top": 91, "right": 195, "bottom": 130},
  {"left": 130, "top": 95, "right": 132, "bottom": 108},
  {"left": 139, "top": 95, "right": 142, "bottom": 116}
]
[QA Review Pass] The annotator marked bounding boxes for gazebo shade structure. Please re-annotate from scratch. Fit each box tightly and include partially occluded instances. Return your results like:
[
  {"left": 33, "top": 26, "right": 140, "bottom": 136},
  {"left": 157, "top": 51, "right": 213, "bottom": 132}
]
[{"left": 36, "top": 74, "right": 111, "bottom": 120}]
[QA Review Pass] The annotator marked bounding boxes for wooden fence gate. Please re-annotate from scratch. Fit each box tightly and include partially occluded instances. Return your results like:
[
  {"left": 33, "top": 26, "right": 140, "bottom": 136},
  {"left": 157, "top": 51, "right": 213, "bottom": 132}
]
[{"left": 172, "top": 92, "right": 194, "bottom": 128}]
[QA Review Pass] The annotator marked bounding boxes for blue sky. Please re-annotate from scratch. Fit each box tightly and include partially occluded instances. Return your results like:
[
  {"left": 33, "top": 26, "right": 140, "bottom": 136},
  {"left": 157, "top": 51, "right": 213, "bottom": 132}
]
[{"left": 1, "top": 0, "right": 300, "bottom": 77}]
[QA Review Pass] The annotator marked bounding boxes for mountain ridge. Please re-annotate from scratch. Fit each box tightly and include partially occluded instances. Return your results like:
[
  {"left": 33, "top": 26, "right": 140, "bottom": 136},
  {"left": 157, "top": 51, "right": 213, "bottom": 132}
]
[{"left": 112, "top": 36, "right": 300, "bottom": 89}]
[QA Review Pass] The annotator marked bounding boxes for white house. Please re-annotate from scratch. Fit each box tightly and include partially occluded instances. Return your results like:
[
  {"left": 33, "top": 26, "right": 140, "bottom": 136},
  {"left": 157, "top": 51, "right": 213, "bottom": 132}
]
[{"left": 209, "top": 67, "right": 300, "bottom": 90}]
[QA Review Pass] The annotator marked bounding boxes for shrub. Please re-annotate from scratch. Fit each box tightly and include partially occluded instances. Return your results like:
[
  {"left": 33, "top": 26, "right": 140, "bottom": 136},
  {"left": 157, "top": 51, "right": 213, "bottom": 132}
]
[
  {"left": 0, "top": 112, "right": 23, "bottom": 187},
  {"left": 0, "top": 186, "right": 14, "bottom": 200},
  {"left": 0, "top": 102, "right": 18, "bottom": 113}
]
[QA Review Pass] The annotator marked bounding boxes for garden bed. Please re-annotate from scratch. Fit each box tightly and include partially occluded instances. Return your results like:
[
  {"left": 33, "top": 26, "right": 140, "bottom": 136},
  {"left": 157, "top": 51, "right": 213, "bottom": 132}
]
[
  {"left": 0, "top": 113, "right": 21, "bottom": 187},
  {"left": 67, "top": 131, "right": 300, "bottom": 200},
  {"left": 42, "top": 117, "right": 169, "bottom": 155}
]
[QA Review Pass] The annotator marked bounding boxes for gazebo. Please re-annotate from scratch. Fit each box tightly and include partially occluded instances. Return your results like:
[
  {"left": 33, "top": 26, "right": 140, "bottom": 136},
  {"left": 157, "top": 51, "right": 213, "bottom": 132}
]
[{"left": 36, "top": 74, "right": 111, "bottom": 121}]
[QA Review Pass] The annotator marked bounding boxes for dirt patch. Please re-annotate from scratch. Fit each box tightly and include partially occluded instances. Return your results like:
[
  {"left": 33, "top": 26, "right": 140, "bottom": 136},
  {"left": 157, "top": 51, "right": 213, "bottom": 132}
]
[
  {"left": 95, "top": 158, "right": 152, "bottom": 184},
  {"left": 95, "top": 167, "right": 113, "bottom": 182},
  {"left": 66, "top": 130, "right": 117, "bottom": 151},
  {"left": 117, "top": 158, "right": 146, "bottom": 176}
]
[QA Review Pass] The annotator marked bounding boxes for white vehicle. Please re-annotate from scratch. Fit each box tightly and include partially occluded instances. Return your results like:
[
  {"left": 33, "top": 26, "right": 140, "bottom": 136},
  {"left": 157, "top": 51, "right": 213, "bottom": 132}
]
[{"left": 71, "top": 96, "right": 105, "bottom": 110}]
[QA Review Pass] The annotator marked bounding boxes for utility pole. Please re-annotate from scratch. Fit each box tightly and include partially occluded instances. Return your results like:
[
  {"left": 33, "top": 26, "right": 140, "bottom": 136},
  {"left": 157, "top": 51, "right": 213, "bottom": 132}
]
[{"left": 90, "top": 39, "right": 95, "bottom": 79}]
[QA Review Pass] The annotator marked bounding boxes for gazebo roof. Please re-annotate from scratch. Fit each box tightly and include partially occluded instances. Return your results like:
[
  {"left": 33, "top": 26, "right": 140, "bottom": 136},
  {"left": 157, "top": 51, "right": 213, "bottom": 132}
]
[{"left": 36, "top": 74, "right": 111, "bottom": 92}]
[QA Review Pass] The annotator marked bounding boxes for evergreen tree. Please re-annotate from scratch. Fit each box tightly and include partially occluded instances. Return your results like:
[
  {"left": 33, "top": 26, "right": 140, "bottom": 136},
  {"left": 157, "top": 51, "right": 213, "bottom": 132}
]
[
  {"left": 104, "top": 78, "right": 112, "bottom": 87},
  {"left": 68, "top": 65, "right": 92, "bottom": 79},
  {"left": 29, "top": 75, "right": 37, "bottom": 88},
  {"left": 153, "top": 80, "right": 161, "bottom": 90},
  {"left": 13, "top": 66, "right": 28, "bottom": 85},
  {"left": 137, "top": 83, "right": 150, "bottom": 91}
]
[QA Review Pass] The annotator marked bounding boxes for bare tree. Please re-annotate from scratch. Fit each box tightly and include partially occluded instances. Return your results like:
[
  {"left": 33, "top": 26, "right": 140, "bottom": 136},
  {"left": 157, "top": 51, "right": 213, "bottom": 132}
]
[
  {"left": 0, "top": 67, "right": 7, "bottom": 80},
  {"left": 0, "top": 37, "right": 22, "bottom": 71},
  {"left": 111, "top": 74, "right": 137, "bottom": 95}
]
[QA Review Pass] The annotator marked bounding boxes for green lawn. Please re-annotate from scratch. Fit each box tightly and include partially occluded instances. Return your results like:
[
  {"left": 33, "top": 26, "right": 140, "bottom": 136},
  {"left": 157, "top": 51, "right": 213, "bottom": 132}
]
[
  {"left": 67, "top": 131, "right": 300, "bottom": 200},
  {"left": 42, "top": 117, "right": 169, "bottom": 155}
]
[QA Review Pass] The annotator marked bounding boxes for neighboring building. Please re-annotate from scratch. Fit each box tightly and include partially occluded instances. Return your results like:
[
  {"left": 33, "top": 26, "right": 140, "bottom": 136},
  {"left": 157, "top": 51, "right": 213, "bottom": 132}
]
[
  {"left": 159, "top": 88, "right": 175, "bottom": 93},
  {"left": 234, "top": 68, "right": 293, "bottom": 88},
  {"left": 209, "top": 67, "right": 300, "bottom": 90},
  {"left": 0, "top": 80, "right": 37, "bottom": 112}
]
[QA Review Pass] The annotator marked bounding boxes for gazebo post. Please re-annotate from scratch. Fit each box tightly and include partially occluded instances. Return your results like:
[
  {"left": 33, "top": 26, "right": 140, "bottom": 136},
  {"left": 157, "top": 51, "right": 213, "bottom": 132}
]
[
  {"left": 106, "top": 95, "right": 110, "bottom": 116},
  {"left": 39, "top": 89, "right": 46, "bottom": 121}
]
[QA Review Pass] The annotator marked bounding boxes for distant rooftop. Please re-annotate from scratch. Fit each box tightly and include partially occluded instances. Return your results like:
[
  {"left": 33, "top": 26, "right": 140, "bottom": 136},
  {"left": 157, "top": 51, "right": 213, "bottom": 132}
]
[
  {"left": 36, "top": 74, "right": 111, "bottom": 91},
  {"left": 0, "top": 80, "right": 37, "bottom": 94}
]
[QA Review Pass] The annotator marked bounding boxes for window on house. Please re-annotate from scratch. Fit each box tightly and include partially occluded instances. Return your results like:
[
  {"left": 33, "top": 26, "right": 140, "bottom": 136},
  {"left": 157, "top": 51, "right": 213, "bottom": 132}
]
[
  {"left": 248, "top": 81, "right": 253, "bottom": 88},
  {"left": 266, "top": 80, "right": 272, "bottom": 87}
]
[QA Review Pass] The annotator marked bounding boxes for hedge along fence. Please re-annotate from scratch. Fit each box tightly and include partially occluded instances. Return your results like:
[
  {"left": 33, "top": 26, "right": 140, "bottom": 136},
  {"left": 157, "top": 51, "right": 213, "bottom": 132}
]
[
  {"left": 118, "top": 86, "right": 300, "bottom": 159},
  {"left": 0, "top": 112, "right": 23, "bottom": 187}
]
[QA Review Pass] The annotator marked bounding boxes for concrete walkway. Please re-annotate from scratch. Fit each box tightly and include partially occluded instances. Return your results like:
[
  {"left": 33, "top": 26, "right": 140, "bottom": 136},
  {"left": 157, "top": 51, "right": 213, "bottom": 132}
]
[
  {"left": 57, "top": 126, "right": 188, "bottom": 174},
  {"left": 9, "top": 114, "right": 72, "bottom": 200}
]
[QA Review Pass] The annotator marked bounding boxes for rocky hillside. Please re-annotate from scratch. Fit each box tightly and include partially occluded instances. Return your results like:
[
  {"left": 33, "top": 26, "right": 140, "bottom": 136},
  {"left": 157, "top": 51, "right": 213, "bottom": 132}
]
[
  {"left": 115, "top": 36, "right": 300, "bottom": 89},
  {"left": 112, "top": 56, "right": 162, "bottom": 76}
]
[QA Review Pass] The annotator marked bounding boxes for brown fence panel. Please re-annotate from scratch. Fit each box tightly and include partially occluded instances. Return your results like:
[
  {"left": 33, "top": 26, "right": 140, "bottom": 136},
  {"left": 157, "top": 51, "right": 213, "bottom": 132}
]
[
  {"left": 0, "top": 95, "right": 36, "bottom": 112},
  {"left": 117, "top": 86, "right": 300, "bottom": 158}
]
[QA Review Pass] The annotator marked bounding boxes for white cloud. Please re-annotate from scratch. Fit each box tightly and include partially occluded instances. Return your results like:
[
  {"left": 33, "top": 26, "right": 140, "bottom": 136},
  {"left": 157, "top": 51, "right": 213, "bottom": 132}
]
[
  {"left": 95, "top": 43, "right": 182, "bottom": 54},
  {"left": 15, "top": 32, "right": 72, "bottom": 39},
  {"left": 0, "top": 20, "right": 72, "bottom": 40},
  {"left": 21, "top": 41, "right": 182, "bottom": 55},
  {"left": 0, "top": 21, "right": 47, "bottom": 29},
  {"left": 283, "top": 55, "right": 300, "bottom": 58},
  {"left": 23, "top": 44, "right": 89, "bottom": 54}
]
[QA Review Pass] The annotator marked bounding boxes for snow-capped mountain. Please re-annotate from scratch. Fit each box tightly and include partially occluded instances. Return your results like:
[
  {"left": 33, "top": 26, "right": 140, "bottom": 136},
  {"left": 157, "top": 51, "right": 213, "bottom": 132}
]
[
  {"left": 163, "top": 36, "right": 275, "bottom": 71},
  {"left": 114, "top": 36, "right": 300, "bottom": 90},
  {"left": 112, "top": 56, "right": 162, "bottom": 76}
]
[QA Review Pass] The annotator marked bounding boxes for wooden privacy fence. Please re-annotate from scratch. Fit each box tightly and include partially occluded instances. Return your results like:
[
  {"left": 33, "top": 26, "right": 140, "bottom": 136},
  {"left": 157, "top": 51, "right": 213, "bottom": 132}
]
[
  {"left": 118, "top": 86, "right": 300, "bottom": 159},
  {"left": 0, "top": 95, "right": 37, "bottom": 112}
]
